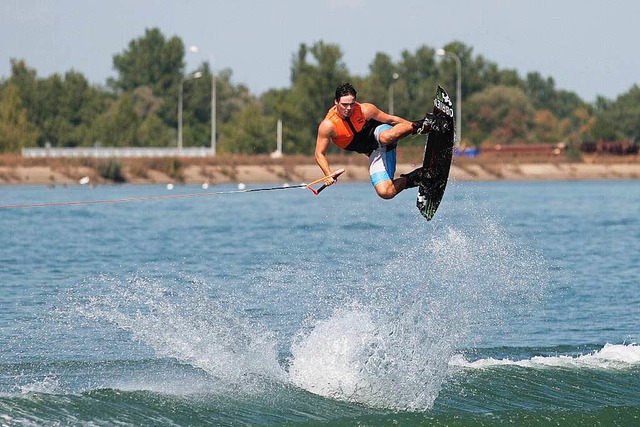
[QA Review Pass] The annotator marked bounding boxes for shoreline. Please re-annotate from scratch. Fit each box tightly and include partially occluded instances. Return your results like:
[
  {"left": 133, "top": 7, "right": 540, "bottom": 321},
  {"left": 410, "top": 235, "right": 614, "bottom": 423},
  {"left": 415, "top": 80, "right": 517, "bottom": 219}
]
[{"left": 0, "top": 155, "right": 639, "bottom": 186}]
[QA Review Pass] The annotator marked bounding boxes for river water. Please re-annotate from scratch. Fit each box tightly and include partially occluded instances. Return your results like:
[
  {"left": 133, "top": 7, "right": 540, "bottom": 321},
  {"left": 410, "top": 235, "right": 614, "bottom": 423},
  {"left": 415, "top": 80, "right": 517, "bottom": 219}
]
[{"left": 1, "top": 179, "right": 638, "bottom": 425}]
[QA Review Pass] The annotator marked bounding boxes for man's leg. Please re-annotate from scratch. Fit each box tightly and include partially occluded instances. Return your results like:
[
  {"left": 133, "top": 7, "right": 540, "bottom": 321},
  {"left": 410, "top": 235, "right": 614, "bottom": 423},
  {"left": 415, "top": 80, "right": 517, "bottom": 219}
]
[
  {"left": 369, "top": 144, "right": 418, "bottom": 199},
  {"left": 373, "top": 177, "right": 413, "bottom": 199},
  {"left": 369, "top": 125, "right": 415, "bottom": 199},
  {"left": 370, "top": 145, "right": 394, "bottom": 199},
  {"left": 376, "top": 122, "right": 414, "bottom": 145},
  {"left": 400, "top": 166, "right": 429, "bottom": 188},
  {"left": 377, "top": 113, "right": 450, "bottom": 145}
]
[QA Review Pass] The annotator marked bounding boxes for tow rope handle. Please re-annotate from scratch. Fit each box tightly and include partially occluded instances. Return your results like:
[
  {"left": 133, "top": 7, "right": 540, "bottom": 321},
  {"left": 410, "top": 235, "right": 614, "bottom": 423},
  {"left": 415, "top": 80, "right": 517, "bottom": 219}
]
[{"left": 306, "top": 168, "right": 345, "bottom": 195}]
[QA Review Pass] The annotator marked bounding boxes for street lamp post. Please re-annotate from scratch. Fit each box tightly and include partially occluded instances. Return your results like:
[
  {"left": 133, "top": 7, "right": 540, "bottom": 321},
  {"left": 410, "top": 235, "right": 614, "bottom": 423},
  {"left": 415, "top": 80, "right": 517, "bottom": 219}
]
[
  {"left": 189, "top": 45, "right": 216, "bottom": 156},
  {"left": 178, "top": 71, "right": 203, "bottom": 150},
  {"left": 388, "top": 72, "right": 399, "bottom": 115},
  {"left": 436, "top": 48, "right": 462, "bottom": 145}
]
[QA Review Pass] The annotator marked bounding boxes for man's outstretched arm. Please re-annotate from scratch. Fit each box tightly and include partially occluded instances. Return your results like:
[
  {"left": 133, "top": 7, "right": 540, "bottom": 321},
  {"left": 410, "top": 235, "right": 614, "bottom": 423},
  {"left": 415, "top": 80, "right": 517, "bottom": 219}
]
[{"left": 314, "top": 120, "right": 336, "bottom": 186}]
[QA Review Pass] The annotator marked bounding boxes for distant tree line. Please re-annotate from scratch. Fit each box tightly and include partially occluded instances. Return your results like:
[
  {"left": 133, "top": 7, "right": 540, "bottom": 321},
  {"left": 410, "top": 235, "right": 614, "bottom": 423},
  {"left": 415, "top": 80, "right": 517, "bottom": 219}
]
[{"left": 1, "top": 27, "right": 639, "bottom": 154}]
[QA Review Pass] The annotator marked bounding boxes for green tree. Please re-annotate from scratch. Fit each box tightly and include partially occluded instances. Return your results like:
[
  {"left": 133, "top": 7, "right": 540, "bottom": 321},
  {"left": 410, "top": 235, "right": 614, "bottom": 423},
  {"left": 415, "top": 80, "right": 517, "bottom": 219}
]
[
  {"left": 7, "top": 35, "right": 628, "bottom": 154},
  {"left": 360, "top": 52, "right": 398, "bottom": 113},
  {"left": 396, "top": 45, "right": 438, "bottom": 120},
  {"left": 178, "top": 63, "right": 257, "bottom": 148},
  {"left": 131, "top": 86, "right": 174, "bottom": 146},
  {"left": 524, "top": 72, "right": 556, "bottom": 112},
  {"left": 211, "top": 68, "right": 256, "bottom": 148},
  {"left": 4, "top": 60, "right": 109, "bottom": 148},
  {"left": 219, "top": 101, "right": 275, "bottom": 154},
  {"left": 0, "top": 83, "right": 38, "bottom": 151},
  {"left": 261, "top": 87, "right": 300, "bottom": 154},
  {"left": 38, "top": 74, "right": 73, "bottom": 146},
  {"left": 465, "top": 85, "right": 536, "bottom": 146},
  {"left": 562, "top": 107, "right": 596, "bottom": 144},
  {"left": 593, "top": 85, "right": 640, "bottom": 141},
  {"left": 110, "top": 27, "right": 184, "bottom": 95},
  {"left": 91, "top": 88, "right": 175, "bottom": 147},
  {"left": 110, "top": 27, "right": 185, "bottom": 133},
  {"left": 4, "top": 60, "right": 42, "bottom": 145},
  {"left": 5, "top": 60, "right": 38, "bottom": 114},
  {"left": 34, "top": 71, "right": 106, "bottom": 147},
  {"left": 524, "top": 72, "right": 586, "bottom": 119},
  {"left": 533, "top": 109, "right": 562, "bottom": 142},
  {"left": 438, "top": 42, "right": 520, "bottom": 101},
  {"left": 94, "top": 93, "right": 139, "bottom": 147},
  {"left": 289, "top": 41, "right": 350, "bottom": 153}
]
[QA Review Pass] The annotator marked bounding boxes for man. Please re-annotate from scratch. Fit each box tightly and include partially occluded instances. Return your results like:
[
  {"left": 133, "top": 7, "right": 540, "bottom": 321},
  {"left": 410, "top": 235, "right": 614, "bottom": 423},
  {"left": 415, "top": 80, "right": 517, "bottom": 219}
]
[{"left": 315, "top": 83, "right": 447, "bottom": 199}]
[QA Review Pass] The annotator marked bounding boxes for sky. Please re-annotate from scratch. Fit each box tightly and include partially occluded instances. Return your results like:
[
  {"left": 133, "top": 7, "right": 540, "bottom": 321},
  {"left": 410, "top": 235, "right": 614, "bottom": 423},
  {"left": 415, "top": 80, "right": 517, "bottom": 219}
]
[{"left": 1, "top": 0, "right": 639, "bottom": 103}]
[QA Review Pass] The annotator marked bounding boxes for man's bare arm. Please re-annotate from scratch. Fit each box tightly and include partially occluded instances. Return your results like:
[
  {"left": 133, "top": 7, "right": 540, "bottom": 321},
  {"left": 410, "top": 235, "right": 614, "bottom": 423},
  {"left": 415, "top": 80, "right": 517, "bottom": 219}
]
[
  {"left": 360, "top": 102, "right": 411, "bottom": 126},
  {"left": 360, "top": 102, "right": 415, "bottom": 144},
  {"left": 314, "top": 120, "right": 337, "bottom": 185}
]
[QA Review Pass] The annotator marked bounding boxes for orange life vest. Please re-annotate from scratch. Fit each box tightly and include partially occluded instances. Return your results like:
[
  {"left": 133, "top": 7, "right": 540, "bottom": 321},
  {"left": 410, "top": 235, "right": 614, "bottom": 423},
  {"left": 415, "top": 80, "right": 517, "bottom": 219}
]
[{"left": 325, "top": 103, "right": 368, "bottom": 150}]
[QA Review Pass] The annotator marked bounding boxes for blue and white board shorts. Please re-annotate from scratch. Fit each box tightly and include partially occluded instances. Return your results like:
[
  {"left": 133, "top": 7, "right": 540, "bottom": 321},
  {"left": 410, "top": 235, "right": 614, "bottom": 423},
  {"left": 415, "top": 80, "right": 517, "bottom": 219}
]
[{"left": 369, "top": 124, "right": 396, "bottom": 186}]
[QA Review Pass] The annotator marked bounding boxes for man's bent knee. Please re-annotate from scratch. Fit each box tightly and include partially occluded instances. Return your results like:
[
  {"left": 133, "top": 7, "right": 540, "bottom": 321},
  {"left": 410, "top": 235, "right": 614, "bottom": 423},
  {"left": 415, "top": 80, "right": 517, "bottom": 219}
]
[
  {"left": 377, "top": 123, "right": 412, "bottom": 144},
  {"left": 374, "top": 181, "right": 398, "bottom": 199},
  {"left": 377, "top": 129, "right": 400, "bottom": 145}
]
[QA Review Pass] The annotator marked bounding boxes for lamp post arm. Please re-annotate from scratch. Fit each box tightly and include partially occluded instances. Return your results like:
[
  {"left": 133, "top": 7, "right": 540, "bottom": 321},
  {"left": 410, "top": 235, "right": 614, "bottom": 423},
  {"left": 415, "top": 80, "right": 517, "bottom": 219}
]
[
  {"left": 178, "top": 79, "right": 184, "bottom": 150},
  {"left": 438, "top": 49, "right": 462, "bottom": 145},
  {"left": 211, "top": 72, "right": 216, "bottom": 156},
  {"left": 453, "top": 53, "right": 462, "bottom": 144}
]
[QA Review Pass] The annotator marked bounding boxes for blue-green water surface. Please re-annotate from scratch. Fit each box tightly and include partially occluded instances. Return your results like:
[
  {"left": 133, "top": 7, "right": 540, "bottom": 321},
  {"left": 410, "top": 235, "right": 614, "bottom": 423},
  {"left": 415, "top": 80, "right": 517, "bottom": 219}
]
[{"left": 1, "top": 179, "right": 638, "bottom": 425}]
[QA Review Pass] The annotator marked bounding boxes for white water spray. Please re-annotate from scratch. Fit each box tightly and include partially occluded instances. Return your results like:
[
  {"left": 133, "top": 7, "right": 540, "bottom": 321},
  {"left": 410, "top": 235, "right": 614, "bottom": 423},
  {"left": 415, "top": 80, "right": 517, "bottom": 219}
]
[{"left": 288, "top": 220, "right": 548, "bottom": 411}]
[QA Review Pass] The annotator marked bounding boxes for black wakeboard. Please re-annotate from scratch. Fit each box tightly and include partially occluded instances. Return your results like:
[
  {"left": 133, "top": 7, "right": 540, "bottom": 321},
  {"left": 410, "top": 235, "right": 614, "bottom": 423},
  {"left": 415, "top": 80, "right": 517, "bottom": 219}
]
[{"left": 417, "top": 85, "right": 455, "bottom": 220}]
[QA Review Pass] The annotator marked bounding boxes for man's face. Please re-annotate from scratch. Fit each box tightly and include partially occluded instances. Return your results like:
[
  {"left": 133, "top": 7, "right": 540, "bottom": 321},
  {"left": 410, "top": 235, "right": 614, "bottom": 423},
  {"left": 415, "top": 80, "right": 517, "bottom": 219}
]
[{"left": 335, "top": 95, "right": 356, "bottom": 119}]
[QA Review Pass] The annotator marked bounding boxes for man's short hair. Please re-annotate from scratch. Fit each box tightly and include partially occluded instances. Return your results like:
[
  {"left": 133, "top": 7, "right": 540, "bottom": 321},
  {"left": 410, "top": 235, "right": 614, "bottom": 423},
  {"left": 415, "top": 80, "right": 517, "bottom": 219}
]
[{"left": 335, "top": 83, "right": 357, "bottom": 101}]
